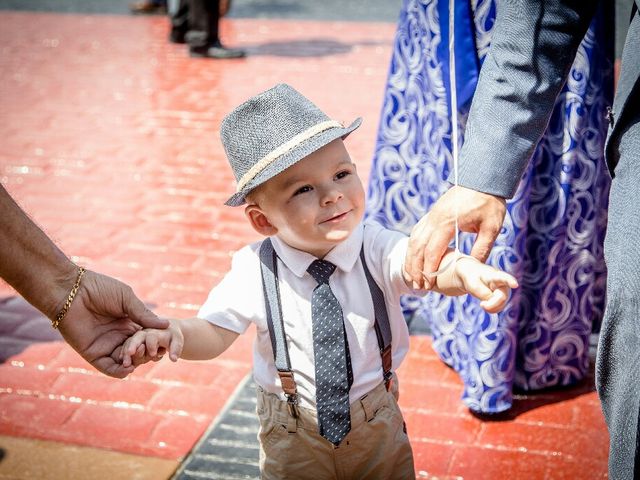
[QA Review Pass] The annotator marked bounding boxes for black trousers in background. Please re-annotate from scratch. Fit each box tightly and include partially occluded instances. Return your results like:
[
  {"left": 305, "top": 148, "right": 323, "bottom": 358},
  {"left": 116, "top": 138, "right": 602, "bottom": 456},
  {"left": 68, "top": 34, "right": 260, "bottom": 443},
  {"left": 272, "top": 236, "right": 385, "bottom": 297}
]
[{"left": 172, "top": 0, "right": 221, "bottom": 48}]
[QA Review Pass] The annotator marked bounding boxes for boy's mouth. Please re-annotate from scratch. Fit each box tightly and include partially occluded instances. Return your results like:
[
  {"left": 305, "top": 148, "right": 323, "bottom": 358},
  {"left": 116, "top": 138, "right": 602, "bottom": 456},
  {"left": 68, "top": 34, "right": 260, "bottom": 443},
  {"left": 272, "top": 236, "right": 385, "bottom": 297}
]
[{"left": 320, "top": 210, "right": 351, "bottom": 224}]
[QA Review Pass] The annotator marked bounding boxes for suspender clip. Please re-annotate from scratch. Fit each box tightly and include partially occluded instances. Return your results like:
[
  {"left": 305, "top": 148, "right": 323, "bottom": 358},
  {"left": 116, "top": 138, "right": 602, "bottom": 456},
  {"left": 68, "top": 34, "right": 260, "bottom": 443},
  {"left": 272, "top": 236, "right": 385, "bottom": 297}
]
[
  {"left": 278, "top": 370, "right": 300, "bottom": 418},
  {"left": 286, "top": 393, "right": 300, "bottom": 418},
  {"left": 384, "top": 370, "right": 393, "bottom": 391},
  {"left": 380, "top": 345, "right": 393, "bottom": 391}
]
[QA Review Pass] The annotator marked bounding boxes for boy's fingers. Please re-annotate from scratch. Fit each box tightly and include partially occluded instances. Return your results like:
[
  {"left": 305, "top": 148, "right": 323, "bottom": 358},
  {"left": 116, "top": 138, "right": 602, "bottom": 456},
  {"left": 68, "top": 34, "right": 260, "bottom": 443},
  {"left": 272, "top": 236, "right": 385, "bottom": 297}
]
[
  {"left": 466, "top": 278, "right": 494, "bottom": 301},
  {"left": 121, "top": 350, "right": 132, "bottom": 368},
  {"left": 146, "top": 336, "right": 159, "bottom": 358},
  {"left": 169, "top": 334, "right": 184, "bottom": 362},
  {"left": 124, "top": 330, "right": 146, "bottom": 356},
  {"left": 121, "top": 334, "right": 143, "bottom": 367},
  {"left": 480, "top": 288, "right": 508, "bottom": 313},
  {"left": 490, "top": 271, "right": 519, "bottom": 288},
  {"left": 151, "top": 347, "right": 166, "bottom": 362},
  {"left": 134, "top": 343, "right": 146, "bottom": 359}
]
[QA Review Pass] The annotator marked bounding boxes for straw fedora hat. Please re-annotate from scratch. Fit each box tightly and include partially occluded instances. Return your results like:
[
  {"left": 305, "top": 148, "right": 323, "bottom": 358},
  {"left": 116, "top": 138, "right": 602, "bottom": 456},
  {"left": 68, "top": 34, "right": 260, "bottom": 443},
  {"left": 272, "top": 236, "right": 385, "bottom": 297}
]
[{"left": 221, "top": 83, "right": 362, "bottom": 206}]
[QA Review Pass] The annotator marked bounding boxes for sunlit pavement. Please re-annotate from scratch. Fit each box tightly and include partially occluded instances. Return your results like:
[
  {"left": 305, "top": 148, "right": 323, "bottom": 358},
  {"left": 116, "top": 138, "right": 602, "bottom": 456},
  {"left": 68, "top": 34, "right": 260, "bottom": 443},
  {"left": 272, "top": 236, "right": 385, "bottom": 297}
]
[{"left": 0, "top": 7, "right": 608, "bottom": 480}]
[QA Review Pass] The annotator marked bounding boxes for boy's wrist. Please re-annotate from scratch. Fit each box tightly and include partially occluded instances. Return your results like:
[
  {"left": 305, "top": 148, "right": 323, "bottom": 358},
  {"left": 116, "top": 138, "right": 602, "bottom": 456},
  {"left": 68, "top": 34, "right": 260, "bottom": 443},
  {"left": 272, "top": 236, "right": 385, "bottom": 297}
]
[{"left": 452, "top": 254, "right": 477, "bottom": 289}]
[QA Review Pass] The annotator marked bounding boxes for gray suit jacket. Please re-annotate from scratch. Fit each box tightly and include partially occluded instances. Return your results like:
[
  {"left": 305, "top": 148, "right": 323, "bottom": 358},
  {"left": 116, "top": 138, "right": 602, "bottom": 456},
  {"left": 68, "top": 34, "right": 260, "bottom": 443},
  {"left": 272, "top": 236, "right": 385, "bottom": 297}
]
[{"left": 456, "top": 0, "right": 639, "bottom": 198}]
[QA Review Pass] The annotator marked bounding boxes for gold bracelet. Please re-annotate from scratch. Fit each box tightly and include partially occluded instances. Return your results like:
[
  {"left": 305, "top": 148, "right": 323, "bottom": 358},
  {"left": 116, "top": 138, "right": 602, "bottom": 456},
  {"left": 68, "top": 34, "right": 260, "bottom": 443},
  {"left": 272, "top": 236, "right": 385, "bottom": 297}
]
[{"left": 52, "top": 266, "right": 86, "bottom": 330}]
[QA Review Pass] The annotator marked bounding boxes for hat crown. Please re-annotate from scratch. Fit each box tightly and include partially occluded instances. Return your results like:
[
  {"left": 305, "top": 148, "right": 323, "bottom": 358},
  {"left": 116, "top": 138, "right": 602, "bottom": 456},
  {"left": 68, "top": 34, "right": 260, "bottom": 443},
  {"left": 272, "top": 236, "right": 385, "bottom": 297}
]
[{"left": 221, "top": 84, "right": 332, "bottom": 183}]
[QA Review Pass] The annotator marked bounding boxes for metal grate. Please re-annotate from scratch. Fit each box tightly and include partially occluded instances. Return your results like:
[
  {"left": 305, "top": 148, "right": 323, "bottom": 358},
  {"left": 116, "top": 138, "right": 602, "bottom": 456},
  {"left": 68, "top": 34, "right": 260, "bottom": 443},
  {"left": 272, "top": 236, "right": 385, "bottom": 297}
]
[{"left": 173, "top": 376, "right": 260, "bottom": 480}]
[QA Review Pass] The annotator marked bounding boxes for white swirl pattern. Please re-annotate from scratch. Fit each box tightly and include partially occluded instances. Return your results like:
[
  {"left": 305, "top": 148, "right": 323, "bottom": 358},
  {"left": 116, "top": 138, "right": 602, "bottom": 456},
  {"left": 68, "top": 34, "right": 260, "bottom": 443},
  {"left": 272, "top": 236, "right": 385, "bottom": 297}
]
[{"left": 365, "top": 0, "right": 612, "bottom": 412}]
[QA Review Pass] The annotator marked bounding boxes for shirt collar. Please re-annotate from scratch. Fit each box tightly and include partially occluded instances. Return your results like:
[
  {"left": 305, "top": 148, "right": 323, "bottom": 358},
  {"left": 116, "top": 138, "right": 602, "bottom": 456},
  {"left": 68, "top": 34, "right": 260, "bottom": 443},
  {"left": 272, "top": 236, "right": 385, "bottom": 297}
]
[{"left": 270, "top": 223, "right": 364, "bottom": 278}]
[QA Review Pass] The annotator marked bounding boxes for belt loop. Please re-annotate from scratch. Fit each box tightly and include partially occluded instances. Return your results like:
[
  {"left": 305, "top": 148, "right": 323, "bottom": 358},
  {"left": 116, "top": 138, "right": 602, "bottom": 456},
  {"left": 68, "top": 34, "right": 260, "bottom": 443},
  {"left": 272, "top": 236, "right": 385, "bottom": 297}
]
[
  {"left": 285, "top": 392, "right": 299, "bottom": 432},
  {"left": 360, "top": 393, "right": 375, "bottom": 422},
  {"left": 287, "top": 412, "right": 297, "bottom": 433}
]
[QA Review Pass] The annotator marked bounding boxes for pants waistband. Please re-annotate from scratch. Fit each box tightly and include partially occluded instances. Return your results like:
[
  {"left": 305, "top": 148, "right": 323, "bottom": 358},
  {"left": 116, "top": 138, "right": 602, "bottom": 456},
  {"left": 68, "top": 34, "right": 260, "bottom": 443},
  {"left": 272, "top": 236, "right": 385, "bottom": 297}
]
[{"left": 256, "top": 375, "right": 399, "bottom": 432}]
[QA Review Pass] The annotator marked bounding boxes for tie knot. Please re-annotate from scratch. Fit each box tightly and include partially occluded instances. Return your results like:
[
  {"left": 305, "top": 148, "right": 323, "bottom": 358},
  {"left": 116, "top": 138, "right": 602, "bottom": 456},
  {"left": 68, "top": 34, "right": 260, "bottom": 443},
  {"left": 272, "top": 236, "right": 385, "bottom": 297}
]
[{"left": 307, "top": 260, "right": 336, "bottom": 284}]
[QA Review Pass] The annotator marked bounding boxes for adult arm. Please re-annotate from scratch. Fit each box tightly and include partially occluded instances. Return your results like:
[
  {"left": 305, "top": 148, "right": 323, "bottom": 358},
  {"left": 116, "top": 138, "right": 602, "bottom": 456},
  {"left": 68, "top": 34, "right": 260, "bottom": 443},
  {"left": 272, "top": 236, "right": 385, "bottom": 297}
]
[
  {"left": 0, "top": 184, "right": 169, "bottom": 377},
  {"left": 406, "top": 0, "right": 600, "bottom": 288}
]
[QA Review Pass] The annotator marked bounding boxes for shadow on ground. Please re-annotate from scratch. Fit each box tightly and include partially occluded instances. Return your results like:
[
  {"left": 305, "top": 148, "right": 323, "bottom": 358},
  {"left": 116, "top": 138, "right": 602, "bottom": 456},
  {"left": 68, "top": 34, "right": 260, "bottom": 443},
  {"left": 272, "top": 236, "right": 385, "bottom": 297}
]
[
  {"left": 0, "top": 297, "right": 62, "bottom": 363},
  {"left": 244, "top": 38, "right": 388, "bottom": 57}
]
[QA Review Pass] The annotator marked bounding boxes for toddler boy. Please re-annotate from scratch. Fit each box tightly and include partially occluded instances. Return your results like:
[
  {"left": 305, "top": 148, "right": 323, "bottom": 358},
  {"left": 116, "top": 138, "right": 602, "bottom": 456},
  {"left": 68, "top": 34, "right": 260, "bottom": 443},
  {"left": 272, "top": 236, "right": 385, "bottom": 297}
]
[{"left": 121, "top": 84, "right": 517, "bottom": 479}]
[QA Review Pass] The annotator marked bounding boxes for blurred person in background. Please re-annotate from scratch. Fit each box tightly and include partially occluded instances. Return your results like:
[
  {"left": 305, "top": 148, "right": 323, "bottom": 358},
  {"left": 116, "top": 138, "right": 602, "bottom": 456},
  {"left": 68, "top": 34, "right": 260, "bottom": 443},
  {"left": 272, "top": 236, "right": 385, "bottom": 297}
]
[
  {"left": 170, "top": 0, "right": 245, "bottom": 59},
  {"left": 129, "top": 0, "right": 167, "bottom": 15}
]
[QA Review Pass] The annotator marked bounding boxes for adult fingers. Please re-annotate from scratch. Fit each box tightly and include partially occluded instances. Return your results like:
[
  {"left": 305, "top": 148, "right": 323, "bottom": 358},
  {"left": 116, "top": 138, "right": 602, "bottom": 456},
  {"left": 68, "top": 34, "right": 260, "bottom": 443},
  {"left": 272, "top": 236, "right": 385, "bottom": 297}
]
[
  {"left": 421, "top": 227, "right": 456, "bottom": 287},
  {"left": 120, "top": 285, "right": 169, "bottom": 330},
  {"left": 469, "top": 223, "right": 501, "bottom": 263},
  {"left": 407, "top": 219, "right": 429, "bottom": 289},
  {"left": 407, "top": 214, "right": 455, "bottom": 290},
  {"left": 94, "top": 357, "right": 135, "bottom": 379}
]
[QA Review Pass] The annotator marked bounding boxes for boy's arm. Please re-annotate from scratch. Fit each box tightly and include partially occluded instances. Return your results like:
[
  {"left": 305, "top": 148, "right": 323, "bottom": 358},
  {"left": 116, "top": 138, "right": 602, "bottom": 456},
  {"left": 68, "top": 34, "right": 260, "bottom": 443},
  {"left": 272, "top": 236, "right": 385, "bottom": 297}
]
[
  {"left": 121, "top": 318, "right": 239, "bottom": 367},
  {"left": 178, "top": 317, "right": 239, "bottom": 360}
]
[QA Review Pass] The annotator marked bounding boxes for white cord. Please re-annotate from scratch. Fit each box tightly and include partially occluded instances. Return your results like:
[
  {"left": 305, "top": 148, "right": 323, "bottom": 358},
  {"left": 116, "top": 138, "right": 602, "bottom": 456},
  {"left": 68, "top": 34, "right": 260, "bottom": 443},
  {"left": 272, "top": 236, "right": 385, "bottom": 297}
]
[{"left": 423, "top": 0, "right": 462, "bottom": 279}]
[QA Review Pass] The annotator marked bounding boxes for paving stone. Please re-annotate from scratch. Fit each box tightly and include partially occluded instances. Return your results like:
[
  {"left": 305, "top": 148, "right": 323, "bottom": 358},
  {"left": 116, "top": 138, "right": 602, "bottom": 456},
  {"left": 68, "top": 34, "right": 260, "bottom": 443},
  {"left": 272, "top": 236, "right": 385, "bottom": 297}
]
[{"left": 173, "top": 376, "right": 260, "bottom": 480}]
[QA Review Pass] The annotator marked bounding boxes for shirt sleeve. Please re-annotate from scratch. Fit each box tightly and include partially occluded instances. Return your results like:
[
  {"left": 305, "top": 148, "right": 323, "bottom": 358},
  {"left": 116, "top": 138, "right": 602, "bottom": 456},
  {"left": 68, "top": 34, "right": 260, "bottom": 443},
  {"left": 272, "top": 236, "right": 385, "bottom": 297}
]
[
  {"left": 363, "top": 222, "right": 417, "bottom": 300},
  {"left": 451, "top": 0, "right": 599, "bottom": 198},
  {"left": 197, "top": 243, "right": 265, "bottom": 334}
]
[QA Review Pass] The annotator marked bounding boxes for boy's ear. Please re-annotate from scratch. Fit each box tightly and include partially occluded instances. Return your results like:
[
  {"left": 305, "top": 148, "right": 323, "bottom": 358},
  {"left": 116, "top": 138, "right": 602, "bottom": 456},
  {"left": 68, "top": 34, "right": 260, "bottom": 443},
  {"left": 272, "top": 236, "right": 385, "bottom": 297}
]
[{"left": 245, "top": 204, "right": 278, "bottom": 236}]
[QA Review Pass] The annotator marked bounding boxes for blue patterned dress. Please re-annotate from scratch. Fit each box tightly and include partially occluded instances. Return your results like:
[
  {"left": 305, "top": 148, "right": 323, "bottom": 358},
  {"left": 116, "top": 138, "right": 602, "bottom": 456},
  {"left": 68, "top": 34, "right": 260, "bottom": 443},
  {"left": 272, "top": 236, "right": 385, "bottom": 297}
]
[{"left": 366, "top": 0, "right": 614, "bottom": 413}]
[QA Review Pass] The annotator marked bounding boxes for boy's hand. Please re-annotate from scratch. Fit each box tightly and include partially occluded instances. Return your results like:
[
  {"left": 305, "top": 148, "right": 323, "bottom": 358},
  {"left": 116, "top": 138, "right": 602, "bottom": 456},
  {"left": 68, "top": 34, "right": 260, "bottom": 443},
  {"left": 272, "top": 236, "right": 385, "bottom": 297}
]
[
  {"left": 455, "top": 256, "right": 518, "bottom": 313},
  {"left": 120, "top": 319, "right": 184, "bottom": 368}
]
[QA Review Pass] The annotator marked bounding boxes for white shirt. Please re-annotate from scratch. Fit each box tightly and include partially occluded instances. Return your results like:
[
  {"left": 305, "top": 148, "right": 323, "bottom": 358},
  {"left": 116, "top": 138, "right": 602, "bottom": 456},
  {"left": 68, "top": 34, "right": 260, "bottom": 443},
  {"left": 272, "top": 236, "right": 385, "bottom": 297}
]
[{"left": 197, "top": 221, "right": 415, "bottom": 410}]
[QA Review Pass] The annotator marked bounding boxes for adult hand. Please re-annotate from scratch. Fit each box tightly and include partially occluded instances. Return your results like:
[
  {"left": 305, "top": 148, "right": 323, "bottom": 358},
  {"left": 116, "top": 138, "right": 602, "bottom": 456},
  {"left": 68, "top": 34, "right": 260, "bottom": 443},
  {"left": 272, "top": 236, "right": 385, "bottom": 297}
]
[
  {"left": 406, "top": 185, "right": 506, "bottom": 289},
  {"left": 58, "top": 269, "right": 169, "bottom": 378}
]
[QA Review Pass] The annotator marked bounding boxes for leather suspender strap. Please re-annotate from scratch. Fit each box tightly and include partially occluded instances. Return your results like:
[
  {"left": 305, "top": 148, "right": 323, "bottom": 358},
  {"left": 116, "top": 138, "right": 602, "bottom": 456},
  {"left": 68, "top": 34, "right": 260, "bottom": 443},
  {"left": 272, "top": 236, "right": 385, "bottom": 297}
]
[
  {"left": 359, "top": 247, "right": 393, "bottom": 391},
  {"left": 259, "top": 238, "right": 299, "bottom": 417}
]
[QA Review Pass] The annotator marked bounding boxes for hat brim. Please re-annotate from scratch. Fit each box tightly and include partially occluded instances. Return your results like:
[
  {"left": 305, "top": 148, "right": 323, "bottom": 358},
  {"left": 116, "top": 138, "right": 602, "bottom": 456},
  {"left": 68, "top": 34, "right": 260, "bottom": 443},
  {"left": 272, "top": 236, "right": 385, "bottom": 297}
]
[{"left": 225, "top": 117, "right": 362, "bottom": 207}]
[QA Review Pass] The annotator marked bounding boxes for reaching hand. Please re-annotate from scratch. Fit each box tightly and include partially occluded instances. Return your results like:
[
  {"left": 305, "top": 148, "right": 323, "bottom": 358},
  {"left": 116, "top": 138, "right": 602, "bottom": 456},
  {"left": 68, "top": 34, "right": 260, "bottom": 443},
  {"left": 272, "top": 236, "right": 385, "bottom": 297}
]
[
  {"left": 406, "top": 185, "right": 507, "bottom": 289},
  {"left": 58, "top": 270, "right": 169, "bottom": 378},
  {"left": 453, "top": 255, "right": 518, "bottom": 313},
  {"left": 120, "top": 319, "right": 184, "bottom": 369}
]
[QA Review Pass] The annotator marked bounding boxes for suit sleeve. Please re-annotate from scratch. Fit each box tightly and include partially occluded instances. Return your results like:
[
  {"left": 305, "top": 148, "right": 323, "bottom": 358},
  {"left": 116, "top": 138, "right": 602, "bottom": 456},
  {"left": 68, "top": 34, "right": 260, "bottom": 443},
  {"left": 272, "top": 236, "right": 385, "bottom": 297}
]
[{"left": 452, "top": 0, "right": 599, "bottom": 198}]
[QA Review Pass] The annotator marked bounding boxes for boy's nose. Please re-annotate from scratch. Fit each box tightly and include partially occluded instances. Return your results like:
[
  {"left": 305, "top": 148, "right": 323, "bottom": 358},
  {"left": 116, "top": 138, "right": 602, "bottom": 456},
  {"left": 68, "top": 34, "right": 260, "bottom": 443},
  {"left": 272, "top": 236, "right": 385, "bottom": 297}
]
[{"left": 321, "top": 186, "right": 343, "bottom": 205}]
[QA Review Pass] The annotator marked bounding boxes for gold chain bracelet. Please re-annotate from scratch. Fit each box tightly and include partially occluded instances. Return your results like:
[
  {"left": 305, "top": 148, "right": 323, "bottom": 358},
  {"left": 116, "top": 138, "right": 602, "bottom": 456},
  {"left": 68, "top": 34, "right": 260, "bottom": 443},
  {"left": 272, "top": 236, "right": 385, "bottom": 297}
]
[{"left": 52, "top": 266, "right": 86, "bottom": 330}]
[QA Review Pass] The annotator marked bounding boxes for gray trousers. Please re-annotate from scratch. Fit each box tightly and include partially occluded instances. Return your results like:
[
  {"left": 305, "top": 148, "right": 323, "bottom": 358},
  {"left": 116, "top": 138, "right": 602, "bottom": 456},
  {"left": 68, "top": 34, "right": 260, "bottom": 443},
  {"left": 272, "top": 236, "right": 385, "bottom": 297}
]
[{"left": 596, "top": 13, "right": 640, "bottom": 479}]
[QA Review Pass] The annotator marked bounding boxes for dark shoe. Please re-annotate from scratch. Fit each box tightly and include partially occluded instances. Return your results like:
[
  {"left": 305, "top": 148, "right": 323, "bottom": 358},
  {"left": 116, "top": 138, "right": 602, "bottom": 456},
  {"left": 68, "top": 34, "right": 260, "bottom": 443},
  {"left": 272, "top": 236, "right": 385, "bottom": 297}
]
[
  {"left": 189, "top": 43, "right": 246, "bottom": 59},
  {"left": 169, "top": 29, "right": 186, "bottom": 44},
  {"left": 129, "top": 0, "right": 166, "bottom": 14}
]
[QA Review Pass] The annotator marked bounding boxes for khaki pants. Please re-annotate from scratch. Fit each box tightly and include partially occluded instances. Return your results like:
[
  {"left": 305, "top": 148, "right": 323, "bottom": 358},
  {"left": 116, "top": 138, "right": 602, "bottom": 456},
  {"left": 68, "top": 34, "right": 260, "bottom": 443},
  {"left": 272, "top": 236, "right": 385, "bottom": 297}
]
[{"left": 256, "top": 376, "right": 415, "bottom": 479}]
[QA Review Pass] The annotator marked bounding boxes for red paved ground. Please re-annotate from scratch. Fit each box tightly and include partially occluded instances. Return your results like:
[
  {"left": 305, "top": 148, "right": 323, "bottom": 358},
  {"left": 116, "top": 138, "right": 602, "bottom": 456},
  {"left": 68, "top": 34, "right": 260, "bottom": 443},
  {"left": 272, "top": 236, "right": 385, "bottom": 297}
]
[{"left": 0, "top": 11, "right": 608, "bottom": 479}]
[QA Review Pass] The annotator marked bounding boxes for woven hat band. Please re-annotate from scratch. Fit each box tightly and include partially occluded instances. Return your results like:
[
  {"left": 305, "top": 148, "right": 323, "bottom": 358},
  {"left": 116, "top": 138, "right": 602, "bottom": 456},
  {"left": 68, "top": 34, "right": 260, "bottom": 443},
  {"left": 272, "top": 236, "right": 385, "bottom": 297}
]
[{"left": 236, "top": 120, "right": 343, "bottom": 192}]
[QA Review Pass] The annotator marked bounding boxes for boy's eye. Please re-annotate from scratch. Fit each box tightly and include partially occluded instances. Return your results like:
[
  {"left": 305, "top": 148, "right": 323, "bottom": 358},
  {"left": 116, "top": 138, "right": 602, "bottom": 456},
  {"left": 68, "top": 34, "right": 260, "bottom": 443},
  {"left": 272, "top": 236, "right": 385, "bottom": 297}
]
[
  {"left": 335, "top": 170, "right": 351, "bottom": 180},
  {"left": 293, "top": 185, "right": 313, "bottom": 196}
]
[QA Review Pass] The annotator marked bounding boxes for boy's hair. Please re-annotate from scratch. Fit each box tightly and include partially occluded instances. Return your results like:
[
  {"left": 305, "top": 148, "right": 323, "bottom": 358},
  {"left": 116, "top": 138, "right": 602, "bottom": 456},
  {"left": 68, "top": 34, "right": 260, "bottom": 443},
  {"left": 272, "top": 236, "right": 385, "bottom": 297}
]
[{"left": 220, "top": 83, "right": 361, "bottom": 207}]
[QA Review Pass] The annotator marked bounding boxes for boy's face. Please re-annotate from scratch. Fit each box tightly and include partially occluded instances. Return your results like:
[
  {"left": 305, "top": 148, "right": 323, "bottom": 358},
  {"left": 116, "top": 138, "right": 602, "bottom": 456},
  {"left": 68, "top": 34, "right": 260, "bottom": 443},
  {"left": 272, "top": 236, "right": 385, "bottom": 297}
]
[{"left": 245, "top": 139, "right": 365, "bottom": 258}]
